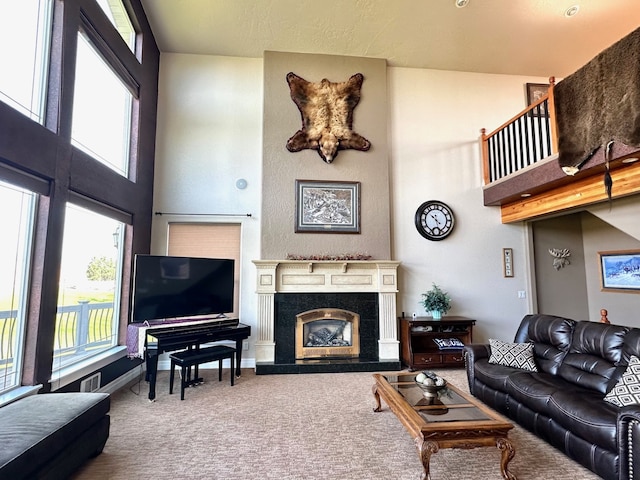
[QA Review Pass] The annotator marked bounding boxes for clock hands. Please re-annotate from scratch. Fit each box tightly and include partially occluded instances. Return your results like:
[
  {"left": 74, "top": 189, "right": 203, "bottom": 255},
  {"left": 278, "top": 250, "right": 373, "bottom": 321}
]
[{"left": 429, "top": 212, "right": 442, "bottom": 226}]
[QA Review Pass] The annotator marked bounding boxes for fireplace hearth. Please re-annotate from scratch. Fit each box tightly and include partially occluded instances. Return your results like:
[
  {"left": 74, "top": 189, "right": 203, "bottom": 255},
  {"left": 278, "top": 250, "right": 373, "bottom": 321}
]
[{"left": 253, "top": 260, "right": 402, "bottom": 374}]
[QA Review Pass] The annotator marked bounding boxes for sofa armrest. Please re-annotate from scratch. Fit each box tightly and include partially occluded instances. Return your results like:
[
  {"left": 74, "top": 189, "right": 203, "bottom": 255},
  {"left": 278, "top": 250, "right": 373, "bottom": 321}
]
[
  {"left": 617, "top": 406, "right": 640, "bottom": 480},
  {"left": 463, "top": 344, "right": 490, "bottom": 396}
]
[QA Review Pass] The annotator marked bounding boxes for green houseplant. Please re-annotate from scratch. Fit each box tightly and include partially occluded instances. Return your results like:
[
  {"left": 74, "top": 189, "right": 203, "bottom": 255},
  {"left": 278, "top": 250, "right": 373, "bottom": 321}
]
[{"left": 420, "top": 283, "right": 451, "bottom": 320}]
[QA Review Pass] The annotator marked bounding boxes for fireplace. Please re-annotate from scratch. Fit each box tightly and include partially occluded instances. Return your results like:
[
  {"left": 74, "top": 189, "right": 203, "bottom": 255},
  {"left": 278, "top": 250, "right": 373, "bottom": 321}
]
[
  {"left": 253, "top": 260, "right": 401, "bottom": 374},
  {"left": 296, "top": 308, "right": 360, "bottom": 359}
]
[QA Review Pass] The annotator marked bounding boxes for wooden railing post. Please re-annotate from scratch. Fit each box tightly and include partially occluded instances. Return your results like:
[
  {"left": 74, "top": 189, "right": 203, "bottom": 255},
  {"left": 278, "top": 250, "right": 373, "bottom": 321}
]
[
  {"left": 547, "top": 76, "right": 558, "bottom": 155},
  {"left": 481, "top": 128, "right": 490, "bottom": 185}
]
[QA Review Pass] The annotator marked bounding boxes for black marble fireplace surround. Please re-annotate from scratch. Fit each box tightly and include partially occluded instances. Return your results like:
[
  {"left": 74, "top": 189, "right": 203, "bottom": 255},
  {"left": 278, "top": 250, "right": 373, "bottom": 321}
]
[{"left": 255, "top": 292, "right": 401, "bottom": 374}]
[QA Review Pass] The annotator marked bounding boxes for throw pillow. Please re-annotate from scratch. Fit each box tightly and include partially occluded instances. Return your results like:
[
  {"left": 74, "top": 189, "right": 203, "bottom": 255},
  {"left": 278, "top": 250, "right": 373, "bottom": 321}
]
[
  {"left": 488, "top": 339, "right": 538, "bottom": 372},
  {"left": 604, "top": 355, "right": 640, "bottom": 407},
  {"left": 433, "top": 338, "right": 465, "bottom": 350}
]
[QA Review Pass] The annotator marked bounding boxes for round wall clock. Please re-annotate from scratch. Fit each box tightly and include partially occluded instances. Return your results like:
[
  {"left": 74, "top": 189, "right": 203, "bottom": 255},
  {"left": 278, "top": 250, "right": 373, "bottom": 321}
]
[{"left": 414, "top": 200, "right": 455, "bottom": 241}]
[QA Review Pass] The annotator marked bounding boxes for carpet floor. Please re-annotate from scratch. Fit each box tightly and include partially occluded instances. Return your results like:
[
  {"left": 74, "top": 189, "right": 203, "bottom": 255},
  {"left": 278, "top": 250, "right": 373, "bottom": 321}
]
[{"left": 71, "top": 367, "right": 601, "bottom": 479}]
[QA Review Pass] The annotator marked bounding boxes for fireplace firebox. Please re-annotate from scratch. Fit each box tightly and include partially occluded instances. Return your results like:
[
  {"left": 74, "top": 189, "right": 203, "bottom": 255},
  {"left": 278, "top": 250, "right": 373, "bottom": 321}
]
[{"left": 296, "top": 308, "right": 360, "bottom": 359}]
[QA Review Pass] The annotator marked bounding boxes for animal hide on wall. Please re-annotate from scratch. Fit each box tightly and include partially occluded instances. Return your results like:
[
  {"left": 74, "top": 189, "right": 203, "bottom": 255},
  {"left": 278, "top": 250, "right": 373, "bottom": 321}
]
[
  {"left": 554, "top": 26, "right": 640, "bottom": 174},
  {"left": 286, "top": 72, "right": 371, "bottom": 163}
]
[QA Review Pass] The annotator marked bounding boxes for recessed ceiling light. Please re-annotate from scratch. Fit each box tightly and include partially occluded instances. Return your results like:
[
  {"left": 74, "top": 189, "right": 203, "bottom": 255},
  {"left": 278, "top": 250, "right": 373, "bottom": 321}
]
[
  {"left": 521, "top": 193, "right": 532, "bottom": 198},
  {"left": 564, "top": 5, "right": 580, "bottom": 17},
  {"left": 622, "top": 157, "right": 640, "bottom": 164},
  {"left": 455, "top": 0, "right": 469, "bottom": 8}
]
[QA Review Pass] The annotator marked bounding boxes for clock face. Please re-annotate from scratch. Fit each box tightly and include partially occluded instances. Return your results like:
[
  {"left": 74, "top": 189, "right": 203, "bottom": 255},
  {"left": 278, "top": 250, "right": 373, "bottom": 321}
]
[{"left": 414, "top": 201, "right": 455, "bottom": 241}]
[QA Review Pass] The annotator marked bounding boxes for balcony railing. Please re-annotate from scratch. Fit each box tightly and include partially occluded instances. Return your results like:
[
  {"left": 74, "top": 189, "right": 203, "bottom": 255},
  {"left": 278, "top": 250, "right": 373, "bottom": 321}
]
[
  {"left": 0, "top": 301, "right": 115, "bottom": 370},
  {"left": 481, "top": 77, "right": 558, "bottom": 184}
]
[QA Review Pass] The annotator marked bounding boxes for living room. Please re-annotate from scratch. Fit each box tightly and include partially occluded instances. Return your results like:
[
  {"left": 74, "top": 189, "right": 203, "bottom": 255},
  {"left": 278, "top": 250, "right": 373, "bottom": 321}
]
[{"left": 2, "top": 1, "right": 640, "bottom": 477}]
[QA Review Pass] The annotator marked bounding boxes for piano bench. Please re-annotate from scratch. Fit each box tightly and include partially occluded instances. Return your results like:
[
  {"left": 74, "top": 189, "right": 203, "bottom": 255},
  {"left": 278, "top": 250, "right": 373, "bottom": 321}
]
[{"left": 169, "top": 345, "right": 236, "bottom": 400}]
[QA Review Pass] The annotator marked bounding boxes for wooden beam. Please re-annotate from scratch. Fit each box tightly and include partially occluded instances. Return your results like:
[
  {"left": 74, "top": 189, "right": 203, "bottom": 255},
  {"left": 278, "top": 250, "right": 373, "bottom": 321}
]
[{"left": 500, "top": 160, "right": 640, "bottom": 223}]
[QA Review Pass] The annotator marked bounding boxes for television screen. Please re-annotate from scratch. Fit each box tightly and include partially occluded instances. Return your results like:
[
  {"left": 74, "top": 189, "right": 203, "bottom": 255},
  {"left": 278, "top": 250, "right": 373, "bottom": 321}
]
[{"left": 131, "top": 255, "right": 235, "bottom": 323}]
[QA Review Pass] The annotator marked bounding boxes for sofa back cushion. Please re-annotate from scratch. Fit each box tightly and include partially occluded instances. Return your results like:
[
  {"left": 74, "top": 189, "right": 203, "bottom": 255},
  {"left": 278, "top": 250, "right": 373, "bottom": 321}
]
[
  {"left": 513, "top": 314, "right": 575, "bottom": 374},
  {"left": 557, "top": 321, "right": 629, "bottom": 394}
]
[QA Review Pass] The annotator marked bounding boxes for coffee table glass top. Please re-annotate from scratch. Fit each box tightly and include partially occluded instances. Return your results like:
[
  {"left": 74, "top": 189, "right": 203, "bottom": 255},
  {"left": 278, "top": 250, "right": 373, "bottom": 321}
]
[{"left": 383, "top": 373, "right": 492, "bottom": 423}]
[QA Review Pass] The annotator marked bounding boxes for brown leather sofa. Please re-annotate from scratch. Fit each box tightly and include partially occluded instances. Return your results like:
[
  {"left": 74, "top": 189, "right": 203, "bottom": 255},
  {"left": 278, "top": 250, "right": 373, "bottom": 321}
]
[{"left": 464, "top": 314, "right": 640, "bottom": 480}]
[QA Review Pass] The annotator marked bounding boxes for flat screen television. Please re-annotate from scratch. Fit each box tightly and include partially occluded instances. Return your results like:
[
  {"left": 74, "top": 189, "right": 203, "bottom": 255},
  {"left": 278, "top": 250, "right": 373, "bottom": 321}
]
[{"left": 131, "top": 255, "right": 235, "bottom": 323}]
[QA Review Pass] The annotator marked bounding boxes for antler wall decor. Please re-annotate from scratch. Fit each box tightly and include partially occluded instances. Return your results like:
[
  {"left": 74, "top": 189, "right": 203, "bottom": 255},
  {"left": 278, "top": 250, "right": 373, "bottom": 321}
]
[{"left": 548, "top": 248, "right": 571, "bottom": 270}]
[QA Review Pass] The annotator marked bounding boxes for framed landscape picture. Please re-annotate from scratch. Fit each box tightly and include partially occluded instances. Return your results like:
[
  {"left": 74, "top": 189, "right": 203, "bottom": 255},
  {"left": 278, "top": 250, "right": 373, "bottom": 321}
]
[
  {"left": 295, "top": 180, "right": 360, "bottom": 233},
  {"left": 598, "top": 250, "right": 640, "bottom": 293}
]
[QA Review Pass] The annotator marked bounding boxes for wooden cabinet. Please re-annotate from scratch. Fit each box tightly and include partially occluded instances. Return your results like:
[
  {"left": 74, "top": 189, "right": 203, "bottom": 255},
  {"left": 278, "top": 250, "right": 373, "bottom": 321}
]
[{"left": 400, "top": 316, "right": 475, "bottom": 370}]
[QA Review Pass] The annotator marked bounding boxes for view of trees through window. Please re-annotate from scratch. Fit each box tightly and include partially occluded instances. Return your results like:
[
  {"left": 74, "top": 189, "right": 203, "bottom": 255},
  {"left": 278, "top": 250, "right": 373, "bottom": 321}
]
[{"left": 52, "top": 204, "right": 124, "bottom": 371}]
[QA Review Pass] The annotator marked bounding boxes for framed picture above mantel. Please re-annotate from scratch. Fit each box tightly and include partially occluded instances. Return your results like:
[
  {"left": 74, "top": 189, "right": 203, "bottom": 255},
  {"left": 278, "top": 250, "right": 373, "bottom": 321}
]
[
  {"left": 598, "top": 249, "right": 640, "bottom": 293},
  {"left": 295, "top": 180, "right": 360, "bottom": 233}
]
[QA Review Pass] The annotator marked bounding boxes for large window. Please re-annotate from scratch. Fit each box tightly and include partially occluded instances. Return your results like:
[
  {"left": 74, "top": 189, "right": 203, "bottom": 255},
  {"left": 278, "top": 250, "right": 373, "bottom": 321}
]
[
  {"left": 0, "top": 0, "right": 52, "bottom": 121},
  {"left": 0, "top": 182, "right": 36, "bottom": 392},
  {"left": 52, "top": 203, "right": 124, "bottom": 372},
  {"left": 71, "top": 31, "right": 133, "bottom": 176}
]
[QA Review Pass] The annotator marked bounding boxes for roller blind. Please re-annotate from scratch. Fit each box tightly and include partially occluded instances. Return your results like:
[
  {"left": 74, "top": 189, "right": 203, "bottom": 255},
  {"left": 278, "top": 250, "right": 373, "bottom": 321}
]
[{"left": 167, "top": 223, "right": 240, "bottom": 317}]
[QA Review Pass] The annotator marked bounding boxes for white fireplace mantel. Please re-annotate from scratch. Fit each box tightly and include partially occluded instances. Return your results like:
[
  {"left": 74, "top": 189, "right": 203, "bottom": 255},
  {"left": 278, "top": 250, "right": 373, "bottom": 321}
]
[{"left": 252, "top": 260, "right": 401, "bottom": 364}]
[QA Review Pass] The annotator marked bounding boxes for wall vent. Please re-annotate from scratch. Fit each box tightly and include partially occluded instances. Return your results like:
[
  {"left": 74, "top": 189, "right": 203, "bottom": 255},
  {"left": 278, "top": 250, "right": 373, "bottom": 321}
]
[{"left": 80, "top": 373, "right": 101, "bottom": 393}]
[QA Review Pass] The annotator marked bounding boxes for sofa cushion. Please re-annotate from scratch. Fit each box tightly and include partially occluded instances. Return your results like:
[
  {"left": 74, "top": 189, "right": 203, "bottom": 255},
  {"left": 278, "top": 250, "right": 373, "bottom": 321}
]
[
  {"left": 604, "top": 355, "right": 640, "bottom": 407},
  {"left": 513, "top": 314, "right": 575, "bottom": 374},
  {"left": 0, "top": 392, "right": 110, "bottom": 479},
  {"left": 506, "top": 371, "right": 576, "bottom": 416},
  {"left": 548, "top": 389, "right": 619, "bottom": 452},
  {"left": 489, "top": 339, "right": 538, "bottom": 371},
  {"left": 557, "top": 321, "right": 628, "bottom": 394},
  {"left": 473, "top": 358, "right": 514, "bottom": 392}
]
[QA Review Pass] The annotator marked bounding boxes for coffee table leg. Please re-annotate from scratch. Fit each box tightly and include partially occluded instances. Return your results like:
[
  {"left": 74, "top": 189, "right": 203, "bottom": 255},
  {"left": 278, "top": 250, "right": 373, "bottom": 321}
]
[
  {"left": 496, "top": 437, "right": 517, "bottom": 480},
  {"left": 372, "top": 385, "right": 382, "bottom": 412},
  {"left": 415, "top": 438, "right": 439, "bottom": 480}
]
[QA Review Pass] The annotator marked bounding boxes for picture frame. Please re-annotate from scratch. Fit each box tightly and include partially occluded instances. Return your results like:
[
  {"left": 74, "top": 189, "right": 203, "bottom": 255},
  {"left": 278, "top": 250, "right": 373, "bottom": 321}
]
[
  {"left": 525, "top": 83, "right": 550, "bottom": 117},
  {"left": 295, "top": 180, "right": 360, "bottom": 233},
  {"left": 502, "top": 248, "right": 514, "bottom": 278},
  {"left": 598, "top": 249, "right": 640, "bottom": 293}
]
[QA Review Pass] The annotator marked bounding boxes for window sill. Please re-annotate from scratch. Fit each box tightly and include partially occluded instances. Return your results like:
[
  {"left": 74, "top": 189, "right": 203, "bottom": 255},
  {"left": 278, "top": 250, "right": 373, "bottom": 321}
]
[
  {"left": 0, "top": 385, "right": 42, "bottom": 408},
  {"left": 49, "top": 345, "right": 127, "bottom": 391}
]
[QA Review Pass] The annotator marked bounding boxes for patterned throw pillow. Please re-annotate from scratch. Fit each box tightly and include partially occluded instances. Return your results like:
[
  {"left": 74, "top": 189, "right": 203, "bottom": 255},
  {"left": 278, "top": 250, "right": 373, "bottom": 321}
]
[
  {"left": 433, "top": 338, "right": 465, "bottom": 350},
  {"left": 604, "top": 355, "right": 640, "bottom": 407},
  {"left": 488, "top": 339, "right": 538, "bottom": 372}
]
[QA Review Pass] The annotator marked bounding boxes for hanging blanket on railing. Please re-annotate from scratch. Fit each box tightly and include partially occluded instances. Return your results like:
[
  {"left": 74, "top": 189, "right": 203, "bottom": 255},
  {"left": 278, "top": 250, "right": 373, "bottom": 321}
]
[{"left": 554, "top": 26, "right": 640, "bottom": 175}]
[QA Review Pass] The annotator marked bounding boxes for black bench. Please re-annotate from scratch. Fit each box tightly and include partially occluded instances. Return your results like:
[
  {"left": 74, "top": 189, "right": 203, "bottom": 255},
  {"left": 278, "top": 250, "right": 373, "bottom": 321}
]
[{"left": 169, "top": 345, "right": 236, "bottom": 400}]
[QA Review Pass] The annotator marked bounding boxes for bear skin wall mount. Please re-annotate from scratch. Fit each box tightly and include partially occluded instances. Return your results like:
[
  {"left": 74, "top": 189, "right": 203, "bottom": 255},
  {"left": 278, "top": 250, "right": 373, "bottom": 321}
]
[{"left": 286, "top": 72, "right": 371, "bottom": 164}]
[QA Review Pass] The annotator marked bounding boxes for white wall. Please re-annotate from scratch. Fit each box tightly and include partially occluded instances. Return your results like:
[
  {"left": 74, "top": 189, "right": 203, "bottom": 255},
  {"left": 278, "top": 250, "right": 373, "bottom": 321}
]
[
  {"left": 152, "top": 53, "right": 554, "bottom": 366},
  {"left": 388, "top": 67, "right": 549, "bottom": 342},
  {"left": 151, "top": 54, "right": 263, "bottom": 365}
]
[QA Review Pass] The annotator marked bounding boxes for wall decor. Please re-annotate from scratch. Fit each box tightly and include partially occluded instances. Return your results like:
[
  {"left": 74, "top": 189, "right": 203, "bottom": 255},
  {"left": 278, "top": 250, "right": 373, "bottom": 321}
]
[
  {"left": 286, "top": 72, "right": 371, "bottom": 164},
  {"left": 502, "top": 248, "right": 514, "bottom": 277},
  {"left": 414, "top": 200, "right": 455, "bottom": 241},
  {"left": 295, "top": 180, "right": 360, "bottom": 233},
  {"left": 548, "top": 248, "right": 571, "bottom": 270},
  {"left": 525, "top": 82, "right": 549, "bottom": 116},
  {"left": 599, "top": 249, "right": 640, "bottom": 293}
]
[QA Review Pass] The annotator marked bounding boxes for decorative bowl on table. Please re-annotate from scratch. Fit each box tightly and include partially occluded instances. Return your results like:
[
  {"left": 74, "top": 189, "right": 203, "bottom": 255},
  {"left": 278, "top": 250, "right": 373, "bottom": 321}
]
[{"left": 414, "top": 371, "right": 447, "bottom": 397}]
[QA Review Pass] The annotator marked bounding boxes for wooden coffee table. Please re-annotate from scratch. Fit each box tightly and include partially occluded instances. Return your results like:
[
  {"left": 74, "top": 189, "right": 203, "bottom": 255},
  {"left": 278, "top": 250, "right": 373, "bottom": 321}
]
[{"left": 372, "top": 372, "right": 517, "bottom": 480}]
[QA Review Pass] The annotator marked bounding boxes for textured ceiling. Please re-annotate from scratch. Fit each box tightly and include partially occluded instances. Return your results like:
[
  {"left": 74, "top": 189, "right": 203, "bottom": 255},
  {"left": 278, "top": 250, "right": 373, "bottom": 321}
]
[{"left": 140, "top": 0, "right": 640, "bottom": 77}]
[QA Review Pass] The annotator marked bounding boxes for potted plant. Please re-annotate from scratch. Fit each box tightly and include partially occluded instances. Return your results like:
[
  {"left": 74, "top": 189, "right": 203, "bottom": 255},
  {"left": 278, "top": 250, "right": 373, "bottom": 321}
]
[{"left": 420, "top": 283, "right": 451, "bottom": 320}]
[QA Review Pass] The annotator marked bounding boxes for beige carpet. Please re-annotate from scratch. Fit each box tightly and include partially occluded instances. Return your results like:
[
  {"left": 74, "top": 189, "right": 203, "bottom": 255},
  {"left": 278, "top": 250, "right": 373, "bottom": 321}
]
[{"left": 71, "top": 368, "right": 601, "bottom": 480}]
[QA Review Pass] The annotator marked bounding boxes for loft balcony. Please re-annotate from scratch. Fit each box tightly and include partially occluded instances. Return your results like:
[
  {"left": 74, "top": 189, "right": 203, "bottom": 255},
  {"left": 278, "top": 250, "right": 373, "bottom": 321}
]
[{"left": 481, "top": 28, "right": 640, "bottom": 223}]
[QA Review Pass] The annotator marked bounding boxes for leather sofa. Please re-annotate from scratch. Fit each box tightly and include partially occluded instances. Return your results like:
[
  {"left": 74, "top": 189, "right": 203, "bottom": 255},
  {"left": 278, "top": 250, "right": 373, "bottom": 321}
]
[
  {"left": 464, "top": 313, "right": 640, "bottom": 480},
  {"left": 0, "top": 392, "right": 110, "bottom": 479}
]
